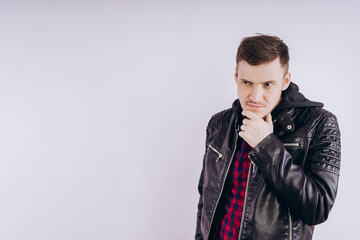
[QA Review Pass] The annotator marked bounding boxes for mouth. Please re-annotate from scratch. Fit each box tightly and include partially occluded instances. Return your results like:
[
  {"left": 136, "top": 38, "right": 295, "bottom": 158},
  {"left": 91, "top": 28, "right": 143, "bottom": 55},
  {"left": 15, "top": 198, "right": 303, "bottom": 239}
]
[{"left": 247, "top": 104, "right": 264, "bottom": 110}]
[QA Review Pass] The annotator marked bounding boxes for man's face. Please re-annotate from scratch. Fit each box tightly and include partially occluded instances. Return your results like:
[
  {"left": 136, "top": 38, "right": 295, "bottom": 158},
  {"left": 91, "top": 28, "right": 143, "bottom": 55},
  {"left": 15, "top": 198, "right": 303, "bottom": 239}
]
[{"left": 235, "top": 58, "right": 291, "bottom": 118}]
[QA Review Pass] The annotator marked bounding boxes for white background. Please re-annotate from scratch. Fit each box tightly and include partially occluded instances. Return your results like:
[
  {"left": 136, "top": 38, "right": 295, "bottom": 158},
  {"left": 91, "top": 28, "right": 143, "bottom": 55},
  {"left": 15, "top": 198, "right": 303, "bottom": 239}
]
[{"left": 0, "top": 1, "right": 359, "bottom": 239}]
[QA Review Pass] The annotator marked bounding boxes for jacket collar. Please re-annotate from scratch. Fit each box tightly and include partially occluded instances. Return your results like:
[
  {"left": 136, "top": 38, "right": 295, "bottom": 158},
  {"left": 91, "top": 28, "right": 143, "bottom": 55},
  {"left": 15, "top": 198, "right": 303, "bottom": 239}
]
[{"left": 231, "top": 82, "right": 324, "bottom": 132}]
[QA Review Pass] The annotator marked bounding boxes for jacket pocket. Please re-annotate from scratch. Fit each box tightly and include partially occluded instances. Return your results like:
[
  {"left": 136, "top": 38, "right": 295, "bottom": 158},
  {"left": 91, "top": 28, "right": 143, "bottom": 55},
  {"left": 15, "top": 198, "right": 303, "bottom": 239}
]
[
  {"left": 204, "top": 142, "right": 228, "bottom": 184},
  {"left": 283, "top": 142, "right": 300, "bottom": 147},
  {"left": 282, "top": 140, "right": 307, "bottom": 168}
]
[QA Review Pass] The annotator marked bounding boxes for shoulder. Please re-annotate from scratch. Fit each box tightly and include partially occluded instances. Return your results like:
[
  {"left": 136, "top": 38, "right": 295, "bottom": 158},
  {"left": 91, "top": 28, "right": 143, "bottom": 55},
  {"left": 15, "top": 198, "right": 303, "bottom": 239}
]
[
  {"left": 206, "top": 107, "right": 234, "bottom": 133},
  {"left": 298, "top": 107, "right": 339, "bottom": 132},
  {"left": 293, "top": 107, "right": 341, "bottom": 152}
]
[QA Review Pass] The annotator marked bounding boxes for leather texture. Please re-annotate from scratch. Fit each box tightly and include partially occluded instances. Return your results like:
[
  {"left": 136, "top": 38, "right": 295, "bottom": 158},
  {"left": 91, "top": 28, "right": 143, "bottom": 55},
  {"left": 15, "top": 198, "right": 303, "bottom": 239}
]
[{"left": 195, "top": 83, "right": 341, "bottom": 240}]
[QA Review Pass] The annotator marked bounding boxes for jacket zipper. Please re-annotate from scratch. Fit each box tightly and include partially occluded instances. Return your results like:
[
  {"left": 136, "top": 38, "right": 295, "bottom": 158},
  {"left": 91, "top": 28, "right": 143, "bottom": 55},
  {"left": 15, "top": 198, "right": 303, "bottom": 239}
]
[
  {"left": 208, "top": 128, "right": 239, "bottom": 236},
  {"left": 288, "top": 209, "right": 293, "bottom": 240},
  {"left": 209, "top": 144, "right": 223, "bottom": 162},
  {"left": 238, "top": 158, "right": 254, "bottom": 240},
  {"left": 237, "top": 162, "right": 293, "bottom": 240}
]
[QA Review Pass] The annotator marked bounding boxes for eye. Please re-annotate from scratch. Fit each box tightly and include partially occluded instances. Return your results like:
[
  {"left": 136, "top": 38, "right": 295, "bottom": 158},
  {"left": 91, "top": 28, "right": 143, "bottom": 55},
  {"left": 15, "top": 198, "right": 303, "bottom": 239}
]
[
  {"left": 242, "top": 80, "right": 251, "bottom": 85},
  {"left": 264, "top": 82, "right": 273, "bottom": 87}
]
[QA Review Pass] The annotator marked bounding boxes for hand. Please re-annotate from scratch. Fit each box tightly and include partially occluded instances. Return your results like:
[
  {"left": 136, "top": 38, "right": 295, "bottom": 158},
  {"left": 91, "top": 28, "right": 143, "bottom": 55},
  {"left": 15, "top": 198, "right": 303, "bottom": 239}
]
[{"left": 238, "top": 110, "right": 273, "bottom": 148}]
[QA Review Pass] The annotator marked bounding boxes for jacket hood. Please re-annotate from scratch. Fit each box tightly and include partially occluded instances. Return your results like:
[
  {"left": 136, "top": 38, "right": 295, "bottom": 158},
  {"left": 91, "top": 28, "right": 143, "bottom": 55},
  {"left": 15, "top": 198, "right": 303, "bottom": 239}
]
[
  {"left": 276, "top": 82, "right": 323, "bottom": 109},
  {"left": 232, "top": 82, "right": 324, "bottom": 115}
]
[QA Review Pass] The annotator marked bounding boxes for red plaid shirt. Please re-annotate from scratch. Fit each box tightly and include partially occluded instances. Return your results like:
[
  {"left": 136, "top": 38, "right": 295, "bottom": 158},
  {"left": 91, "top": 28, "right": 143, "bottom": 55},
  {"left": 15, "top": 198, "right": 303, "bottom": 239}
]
[{"left": 219, "top": 140, "right": 252, "bottom": 240}]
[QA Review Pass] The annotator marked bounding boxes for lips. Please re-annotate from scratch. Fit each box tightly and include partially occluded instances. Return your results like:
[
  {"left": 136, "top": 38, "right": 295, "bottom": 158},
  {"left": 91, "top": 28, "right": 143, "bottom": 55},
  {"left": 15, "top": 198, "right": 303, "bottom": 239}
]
[{"left": 247, "top": 104, "right": 264, "bottom": 109}]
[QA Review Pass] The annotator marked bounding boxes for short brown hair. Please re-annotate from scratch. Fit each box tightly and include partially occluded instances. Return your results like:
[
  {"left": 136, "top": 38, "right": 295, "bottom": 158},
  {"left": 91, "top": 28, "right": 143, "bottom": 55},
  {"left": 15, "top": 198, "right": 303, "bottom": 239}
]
[{"left": 236, "top": 34, "right": 290, "bottom": 73}]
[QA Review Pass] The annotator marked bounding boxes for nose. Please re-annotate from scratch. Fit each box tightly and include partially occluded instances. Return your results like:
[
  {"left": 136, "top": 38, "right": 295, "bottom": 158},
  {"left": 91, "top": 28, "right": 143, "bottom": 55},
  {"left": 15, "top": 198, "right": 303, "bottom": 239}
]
[{"left": 249, "top": 86, "right": 263, "bottom": 102}]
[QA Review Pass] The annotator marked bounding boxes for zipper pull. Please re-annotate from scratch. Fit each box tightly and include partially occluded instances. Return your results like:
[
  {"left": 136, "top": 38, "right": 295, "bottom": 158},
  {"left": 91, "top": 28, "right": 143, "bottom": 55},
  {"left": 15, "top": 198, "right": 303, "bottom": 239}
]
[
  {"left": 209, "top": 145, "right": 223, "bottom": 162},
  {"left": 249, "top": 156, "right": 256, "bottom": 174}
]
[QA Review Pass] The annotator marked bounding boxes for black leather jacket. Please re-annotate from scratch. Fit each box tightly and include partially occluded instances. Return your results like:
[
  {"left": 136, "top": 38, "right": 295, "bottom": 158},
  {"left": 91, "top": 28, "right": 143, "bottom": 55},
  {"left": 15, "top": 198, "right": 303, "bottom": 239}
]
[{"left": 195, "top": 83, "right": 341, "bottom": 240}]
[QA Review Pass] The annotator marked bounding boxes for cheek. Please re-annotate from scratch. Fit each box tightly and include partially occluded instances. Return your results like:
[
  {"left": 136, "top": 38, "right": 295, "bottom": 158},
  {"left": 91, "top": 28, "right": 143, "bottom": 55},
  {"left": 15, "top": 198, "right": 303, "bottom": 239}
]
[
  {"left": 266, "top": 91, "right": 282, "bottom": 105},
  {"left": 237, "top": 88, "right": 247, "bottom": 106},
  {"left": 237, "top": 86, "right": 248, "bottom": 96}
]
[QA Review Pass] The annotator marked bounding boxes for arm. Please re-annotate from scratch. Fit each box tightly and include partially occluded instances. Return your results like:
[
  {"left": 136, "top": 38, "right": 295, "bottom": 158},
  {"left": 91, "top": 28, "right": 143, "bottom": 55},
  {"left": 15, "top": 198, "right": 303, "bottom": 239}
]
[
  {"left": 195, "top": 168, "right": 204, "bottom": 240},
  {"left": 249, "top": 113, "right": 341, "bottom": 225},
  {"left": 195, "top": 120, "right": 212, "bottom": 240}
]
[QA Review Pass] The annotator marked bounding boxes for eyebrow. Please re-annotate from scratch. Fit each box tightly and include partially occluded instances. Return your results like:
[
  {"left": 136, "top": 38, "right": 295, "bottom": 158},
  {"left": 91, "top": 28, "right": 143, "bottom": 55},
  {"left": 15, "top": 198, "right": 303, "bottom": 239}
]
[{"left": 240, "top": 79, "right": 277, "bottom": 83}]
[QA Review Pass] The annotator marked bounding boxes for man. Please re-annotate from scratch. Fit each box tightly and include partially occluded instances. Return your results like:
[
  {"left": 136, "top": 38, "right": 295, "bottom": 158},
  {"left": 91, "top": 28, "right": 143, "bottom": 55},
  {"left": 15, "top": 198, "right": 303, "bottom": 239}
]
[{"left": 195, "top": 35, "right": 341, "bottom": 240}]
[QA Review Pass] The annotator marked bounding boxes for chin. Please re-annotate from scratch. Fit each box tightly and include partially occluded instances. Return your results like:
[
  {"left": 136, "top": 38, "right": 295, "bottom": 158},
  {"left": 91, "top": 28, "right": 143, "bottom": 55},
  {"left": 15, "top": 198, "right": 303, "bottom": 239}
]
[
  {"left": 256, "top": 111, "right": 270, "bottom": 119},
  {"left": 246, "top": 108, "right": 266, "bottom": 116}
]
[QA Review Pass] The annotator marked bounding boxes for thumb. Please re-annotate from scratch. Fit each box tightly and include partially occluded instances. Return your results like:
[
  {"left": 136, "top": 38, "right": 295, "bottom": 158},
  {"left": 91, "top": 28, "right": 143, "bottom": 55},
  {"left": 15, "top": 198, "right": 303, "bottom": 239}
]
[{"left": 265, "top": 112, "right": 272, "bottom": 124}]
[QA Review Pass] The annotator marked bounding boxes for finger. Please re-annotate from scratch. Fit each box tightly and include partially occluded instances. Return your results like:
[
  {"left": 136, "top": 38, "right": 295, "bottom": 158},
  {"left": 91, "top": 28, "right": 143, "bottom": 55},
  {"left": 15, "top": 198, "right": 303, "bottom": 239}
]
[
  {"left": 240, "top": 124, "right": 247, "bottom": 131},
  {"left": 242, "top": 118, "right": 249, "bottom": 125},
  {"left": 265, "top": 113, "right": 272, "bottom": 124},
  {"left": 238, "top": 131, "right": 246, "bottom": 138},
  {"left": 242, "top": 110, "right": 258, "bottom": 120}
]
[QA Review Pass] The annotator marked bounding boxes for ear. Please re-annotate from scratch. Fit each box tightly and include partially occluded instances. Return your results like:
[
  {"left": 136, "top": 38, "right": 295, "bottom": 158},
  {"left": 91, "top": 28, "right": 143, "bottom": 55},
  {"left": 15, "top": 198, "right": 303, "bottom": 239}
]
[
  {"left": 282, "top": 72, "right": 291, "bottom": 90},
  {"left": 234, "top": 66, "right": 239, "bottom": 84}
]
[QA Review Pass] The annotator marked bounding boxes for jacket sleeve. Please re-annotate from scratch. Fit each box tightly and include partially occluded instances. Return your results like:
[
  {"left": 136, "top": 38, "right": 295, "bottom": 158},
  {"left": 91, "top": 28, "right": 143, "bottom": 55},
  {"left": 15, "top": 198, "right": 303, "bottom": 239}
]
[
  {"left": 195, "top": 167, "right": 204, "bottom": 240},
  {"left": 195, "top": 121, "right": 211, "bottom": 240},
  {"left": 249, "top": 112, "right": 341, "bottom": 225}
]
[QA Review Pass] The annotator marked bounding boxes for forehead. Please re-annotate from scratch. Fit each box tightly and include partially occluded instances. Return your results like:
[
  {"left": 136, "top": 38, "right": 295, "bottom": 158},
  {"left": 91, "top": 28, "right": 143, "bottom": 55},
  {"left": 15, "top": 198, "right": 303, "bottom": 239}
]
[{"left": 237, "top": 58, "right": 285, "bottom": 82}]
